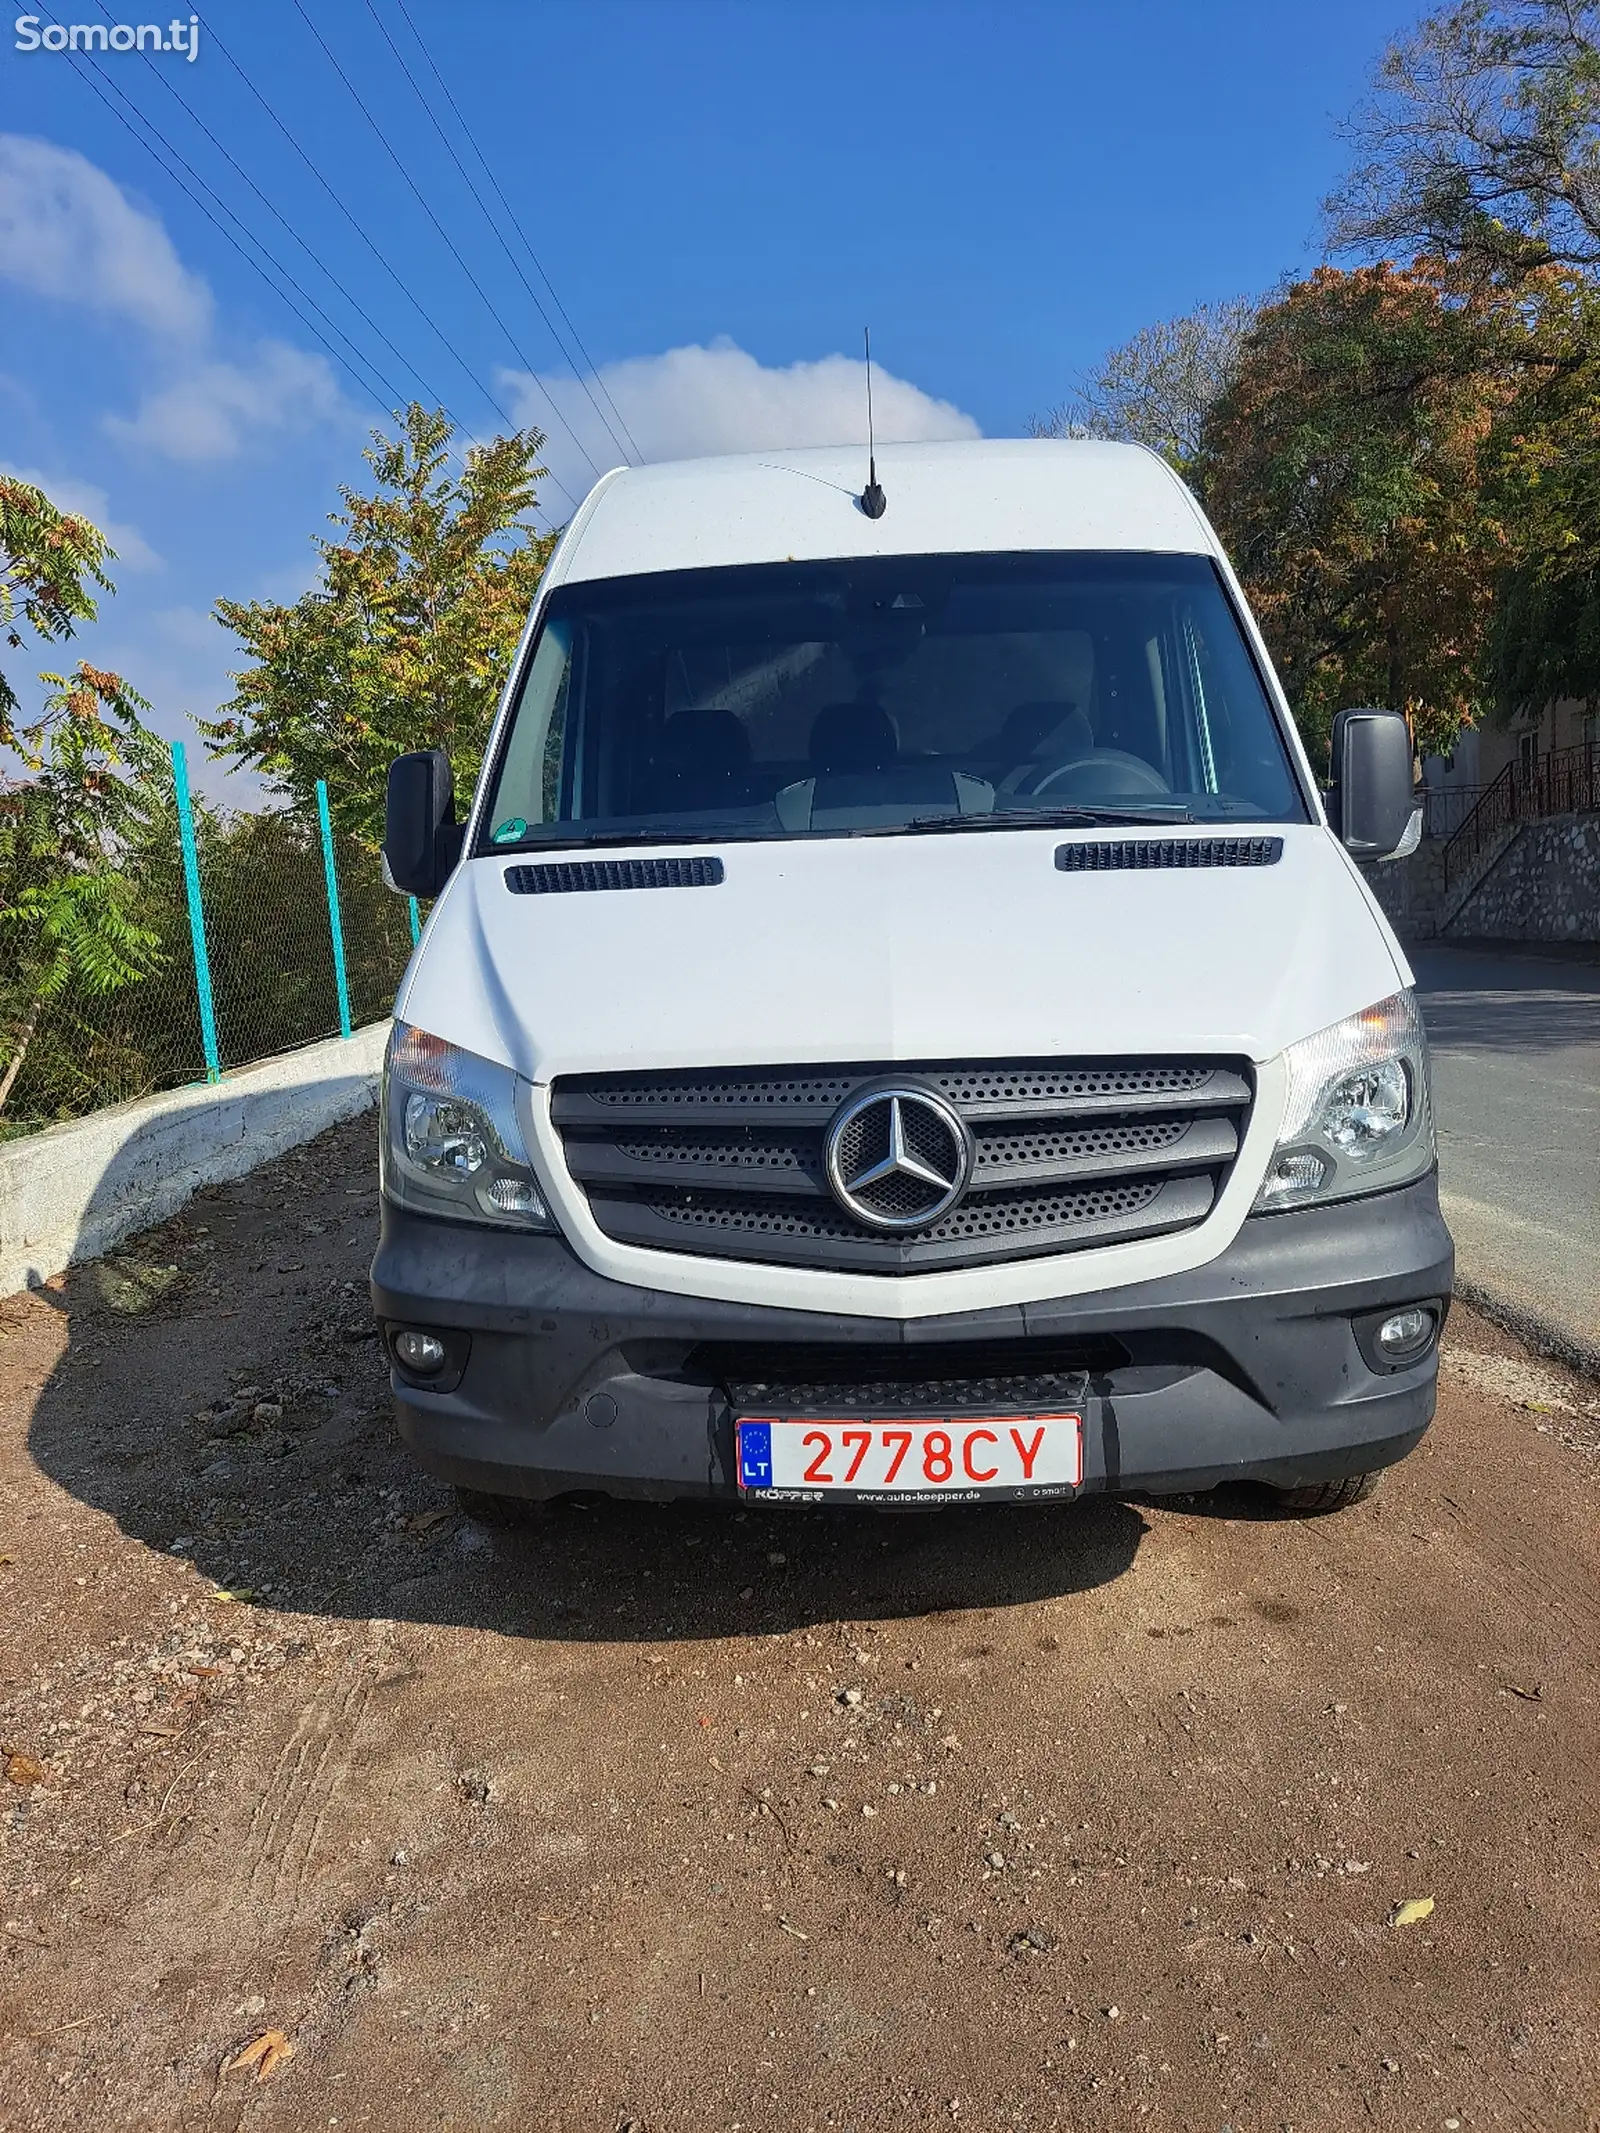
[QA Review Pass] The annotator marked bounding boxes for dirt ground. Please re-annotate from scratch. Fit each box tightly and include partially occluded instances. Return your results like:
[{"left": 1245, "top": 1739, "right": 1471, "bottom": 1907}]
[{"left": 1, "top": 1115, "right": 1598, "bottom": 2133}]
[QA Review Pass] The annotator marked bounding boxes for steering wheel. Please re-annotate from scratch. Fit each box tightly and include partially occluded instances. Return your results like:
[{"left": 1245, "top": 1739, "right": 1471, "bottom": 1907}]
[{"left": 1019, "top": 750, "right": 1173, "bottom": 799}]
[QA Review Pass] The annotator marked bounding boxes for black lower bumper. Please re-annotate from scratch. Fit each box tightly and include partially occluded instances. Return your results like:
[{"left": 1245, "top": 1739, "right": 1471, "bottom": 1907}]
[{"left": 370, "top": 1177, "right": 1453, "bottom": 1504}]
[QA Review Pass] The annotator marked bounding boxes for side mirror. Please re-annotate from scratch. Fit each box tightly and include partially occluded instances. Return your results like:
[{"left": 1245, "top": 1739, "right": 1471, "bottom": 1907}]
[
  {"left": 1329, "top": 708, "right": 1417, "bottom": 860},
  {"left": 384, "top": 748, "right": 465, "bottom": 897}
]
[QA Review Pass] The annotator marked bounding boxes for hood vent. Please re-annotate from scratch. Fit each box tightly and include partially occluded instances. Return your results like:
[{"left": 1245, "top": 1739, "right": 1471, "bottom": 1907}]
[
  {"left": 1055, "top": 836, "right": 1283, "bottom": 873},
  {"left": 504, "top": 855, "right": 725, "bottom": 895}
]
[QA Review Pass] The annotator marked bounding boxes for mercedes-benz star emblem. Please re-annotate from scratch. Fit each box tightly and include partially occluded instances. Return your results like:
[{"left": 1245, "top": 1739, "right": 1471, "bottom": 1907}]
[{"left": 823, "top": 1083, "right": 974, "bottom": 1232}]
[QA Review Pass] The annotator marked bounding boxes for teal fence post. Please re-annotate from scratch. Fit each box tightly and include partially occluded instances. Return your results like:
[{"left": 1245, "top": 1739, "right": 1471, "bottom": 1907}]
[
  {"left": 315, "top": 780, "right": 353, "bottom": 1040},
  {"left": 171, "top": 741, "right": 221, "bottom": 1083},
  {"left": 408, "top": 895, "right": 421, "bottom": 947}
]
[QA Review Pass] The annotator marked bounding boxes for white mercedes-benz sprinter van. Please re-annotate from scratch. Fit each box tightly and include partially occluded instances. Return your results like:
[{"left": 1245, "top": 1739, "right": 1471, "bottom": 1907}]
[{"left": 373, "top": 439, "right": 1451, "bottom": 1517}]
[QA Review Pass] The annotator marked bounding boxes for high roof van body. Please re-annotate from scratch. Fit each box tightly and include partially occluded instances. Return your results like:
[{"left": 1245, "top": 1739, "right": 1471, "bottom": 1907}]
[{"left": 374, "top": 440, "right": 1451, "bottom": 1515}]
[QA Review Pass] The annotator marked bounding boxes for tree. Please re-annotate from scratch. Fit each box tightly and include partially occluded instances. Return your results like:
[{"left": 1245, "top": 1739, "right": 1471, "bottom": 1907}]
[
  {"left": 1327, "top": 0, "right": 1600, "bottom": 279},
  {"left": 0, "top": 665, "right": 164, "bottom": 1116},
  {"left": 1199, "top": 263, "right": 1512, "bottom": 763},
  {"left": 1483, "top": 268, "right": 1600, "bottom": 712},
  {"left": 209, "top": 403, "right": 558, "bottom": 848},
  {"left": 1, "top": 474, "right": 117, "bottom": 740},
  {"left": 1030, "top": 297, "right": 1261, "bottom": 477},
  {"left": 1, "top": 478, "right": 166, "bottom": 1118}
]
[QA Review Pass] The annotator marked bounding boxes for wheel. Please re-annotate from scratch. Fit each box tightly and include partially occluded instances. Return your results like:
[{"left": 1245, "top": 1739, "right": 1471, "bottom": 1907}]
[
  {"left": 455, "top": 1485, "right": 546, "bottom": 1527},
  {"left": 1267, "top": 1471, "right": 1381, "bottom": 1516}
]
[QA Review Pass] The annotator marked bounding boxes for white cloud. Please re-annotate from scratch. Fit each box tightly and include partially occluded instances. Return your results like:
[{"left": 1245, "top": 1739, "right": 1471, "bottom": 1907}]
[
  {"left": 0, "top": 134, "right": 349, "bottom": 462},
  {"left": 0, "top": 133, "right": 210, "bottom": 337},
  {"left": 0, "top": 462, "right": 161, "bottom": 570},
  {"left": 499, "top": 337, "right": 980, "bottom": 504},
  {"left": 104, "top": 342, "right": 343, "bottom": 463}
]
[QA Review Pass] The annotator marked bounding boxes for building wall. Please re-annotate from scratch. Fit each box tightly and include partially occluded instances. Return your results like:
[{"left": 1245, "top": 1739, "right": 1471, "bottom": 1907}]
[{"left": 1425, "top": 698, "right": 1600, "bottom": 799}]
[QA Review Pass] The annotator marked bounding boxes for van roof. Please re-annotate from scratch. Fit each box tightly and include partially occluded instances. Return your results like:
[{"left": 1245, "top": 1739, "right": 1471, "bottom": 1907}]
[{"left": 552, "top": 438, "right": 1216, "bottom": 586}]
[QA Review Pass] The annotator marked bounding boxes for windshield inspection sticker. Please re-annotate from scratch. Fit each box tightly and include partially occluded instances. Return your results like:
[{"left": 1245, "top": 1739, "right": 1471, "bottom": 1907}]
[{"left": 492, "top": 818, "right": 528, "bottom": 844}]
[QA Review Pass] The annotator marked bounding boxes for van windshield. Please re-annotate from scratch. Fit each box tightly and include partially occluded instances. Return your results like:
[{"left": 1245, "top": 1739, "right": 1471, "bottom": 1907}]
[{"left": 477, "top": 551, "right": 1309, "bottom": 851}]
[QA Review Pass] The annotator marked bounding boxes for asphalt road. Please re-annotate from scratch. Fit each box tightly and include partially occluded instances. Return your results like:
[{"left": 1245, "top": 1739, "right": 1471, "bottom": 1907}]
[{"left": 1411, "top": 942, "right": 1600, "bottom": 1360}]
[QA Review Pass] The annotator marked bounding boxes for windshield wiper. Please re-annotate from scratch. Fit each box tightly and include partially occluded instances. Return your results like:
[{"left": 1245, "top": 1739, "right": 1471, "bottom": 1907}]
[
  {"left": 483, "top": 824, "right": 786, "bottom": 855},
  {"left": 900, "top": 803, "right": 1193, "bottom": 833}
]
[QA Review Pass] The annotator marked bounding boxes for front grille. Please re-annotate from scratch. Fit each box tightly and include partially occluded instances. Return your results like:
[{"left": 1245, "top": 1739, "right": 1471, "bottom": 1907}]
[{"left": 553, "top": 1053, "right": 1252, "bottom": 1274}]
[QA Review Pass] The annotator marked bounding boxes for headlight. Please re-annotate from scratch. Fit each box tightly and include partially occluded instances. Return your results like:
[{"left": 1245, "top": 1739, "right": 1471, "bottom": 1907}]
[
  {"left": 1254, "top": 991, "right": 1435, "bottom": 1212},
  {"left": 381, "top": 1022, "right": 555, "bottom": 1231}
]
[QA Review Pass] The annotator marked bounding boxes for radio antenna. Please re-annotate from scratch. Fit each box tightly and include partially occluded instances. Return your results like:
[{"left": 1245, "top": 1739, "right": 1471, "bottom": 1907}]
[{"left": 860, "top": 327, "right": 886, "bottom": 518}]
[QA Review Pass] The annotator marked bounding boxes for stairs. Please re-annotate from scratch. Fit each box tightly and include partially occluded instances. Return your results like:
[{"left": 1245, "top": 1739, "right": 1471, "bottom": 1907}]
[{"left": 1438, "top": 821, "right": 1523, "bottom": 935}]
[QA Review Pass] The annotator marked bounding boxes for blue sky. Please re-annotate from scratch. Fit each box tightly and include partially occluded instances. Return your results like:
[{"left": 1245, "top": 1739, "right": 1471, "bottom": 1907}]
[{"left": 2, "top": 0, "right": 1412, "bottom": 796}]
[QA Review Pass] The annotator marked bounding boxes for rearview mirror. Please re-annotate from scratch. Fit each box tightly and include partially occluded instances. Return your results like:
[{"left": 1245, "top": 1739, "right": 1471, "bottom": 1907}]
[
  {"left": 1329, "top": 708, "right": 1417, "bottom": 861},
  {"left": 384, "top": 748, "right": 465, "bottom": 897}
]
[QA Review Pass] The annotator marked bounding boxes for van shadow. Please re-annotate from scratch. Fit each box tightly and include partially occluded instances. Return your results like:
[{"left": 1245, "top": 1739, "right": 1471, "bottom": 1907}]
[{"left": 22, "top": 1111, "right": 1147, "bottom": 1645}]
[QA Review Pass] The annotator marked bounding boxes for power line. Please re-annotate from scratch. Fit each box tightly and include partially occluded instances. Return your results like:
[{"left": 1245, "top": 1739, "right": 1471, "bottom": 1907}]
[
  {"left": 187, "top": 4, "right": 573, "bottom": 508},
  {"left": 364, "top": 0, "right": 638, "bottom": 468},
  {"left": 388, "top": 0, "right": 642, "bottom": 463},
  {"left": 85, "top": 0, "right": 481, "bottom": 462},
  {"left": 285, "top": 0, "right": 603, "bottom": 488},
  {"left": 67, "top": 54, "right": 414, "bottom": 431}
]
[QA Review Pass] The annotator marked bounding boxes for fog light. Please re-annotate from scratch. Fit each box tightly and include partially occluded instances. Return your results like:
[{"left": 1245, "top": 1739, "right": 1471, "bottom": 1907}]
[
  {"left": 1259, "top": 1149, "right": 1331, "bottom": 1203},
  {"left": 1376, "top": 1307, "right": 1436, "bottom": 1362},
  {"left": 394, "top": 1328, "right": 448, "bottom": 1375},
  {"left": 483, "top": 1175, "right": 547, "bottom": 1218}
]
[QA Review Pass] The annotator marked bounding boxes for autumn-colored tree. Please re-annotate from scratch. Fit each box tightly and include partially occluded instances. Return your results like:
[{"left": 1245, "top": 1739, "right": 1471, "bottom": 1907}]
[
  {"left": 1200, "top": 262, "right": 1513, "bottom": 764},
  {"left": 209, "top": 404, "right": 558, "bottom": 848},
  {"left": 0, "top": 474, "right": 118, "bottom": 740},
  {"left": 1320, "top": 2, "right": 1600, "bottom": 732}
]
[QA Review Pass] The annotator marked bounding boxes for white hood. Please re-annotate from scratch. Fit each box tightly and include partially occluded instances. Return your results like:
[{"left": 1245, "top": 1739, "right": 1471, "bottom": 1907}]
[{"left": 398, "top": 824, "right": 1405, "bottom": 1084}]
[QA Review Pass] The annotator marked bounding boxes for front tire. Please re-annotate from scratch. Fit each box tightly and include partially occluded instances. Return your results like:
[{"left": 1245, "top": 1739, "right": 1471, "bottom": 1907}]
[{"left": 1267, "top": 1471, "right": 1381, "bottom": 1516}]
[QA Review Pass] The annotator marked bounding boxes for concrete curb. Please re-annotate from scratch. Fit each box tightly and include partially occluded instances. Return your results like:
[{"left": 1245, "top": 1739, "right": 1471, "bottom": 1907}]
[
  {"left": 1454, "top": 1273, "right": 1600, "bottom": 1383},
  {"left": 0, "top": 1023, "right": 389, "bottom": 1296}
]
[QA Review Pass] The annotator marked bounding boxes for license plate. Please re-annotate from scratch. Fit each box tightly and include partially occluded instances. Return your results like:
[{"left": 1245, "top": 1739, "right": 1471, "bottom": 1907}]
[{"left": 735, "top": 1413, "right": 1083, "bottom": 1502}]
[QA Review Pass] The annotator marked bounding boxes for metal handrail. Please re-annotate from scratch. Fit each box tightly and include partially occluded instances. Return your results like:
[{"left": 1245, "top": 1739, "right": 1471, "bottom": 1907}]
[
  {"left": 1442, "top": 739, "right": 1600, "bottom": 890},
  {"left": 1420, "top": 784, "right": 1486, "bottom": 840}
]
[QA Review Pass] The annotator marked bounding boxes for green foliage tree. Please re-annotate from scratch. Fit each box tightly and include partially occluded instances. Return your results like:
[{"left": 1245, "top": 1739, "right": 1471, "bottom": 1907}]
[
  {"left": 0, "top": 665, "right": 165, "bottom": 1116},
  {"left": 209, "top": 403, "right": 558, "bottom": 848},
  {"left": 1484, "top": 270, "right": 1600, "bottom": 712},
  {"left": 1, "top": 479, "right": 170, "bottom": 1118}
]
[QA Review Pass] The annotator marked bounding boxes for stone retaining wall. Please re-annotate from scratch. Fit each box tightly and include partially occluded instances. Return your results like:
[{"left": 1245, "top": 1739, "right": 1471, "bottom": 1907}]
[
  {"left": 1446, "top": 810, "right": 1600, "bottom": 944},
  {"left": 1362, "top": 809, "right": 1599, "bottom": 945},
  {"left": 1361, "top": 838, "right": 1449, "bottom": 938}
]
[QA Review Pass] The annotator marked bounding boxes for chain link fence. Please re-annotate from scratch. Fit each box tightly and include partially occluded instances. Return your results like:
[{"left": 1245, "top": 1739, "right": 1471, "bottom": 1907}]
[{"left": 2, "top": 744, "right": 416, "bottom": 1137}]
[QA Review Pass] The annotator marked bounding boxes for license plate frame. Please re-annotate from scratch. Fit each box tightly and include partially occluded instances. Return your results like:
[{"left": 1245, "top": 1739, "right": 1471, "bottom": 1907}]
[{"left": 734, "top": 1411, "right": 1084, "bottom": 1505}]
